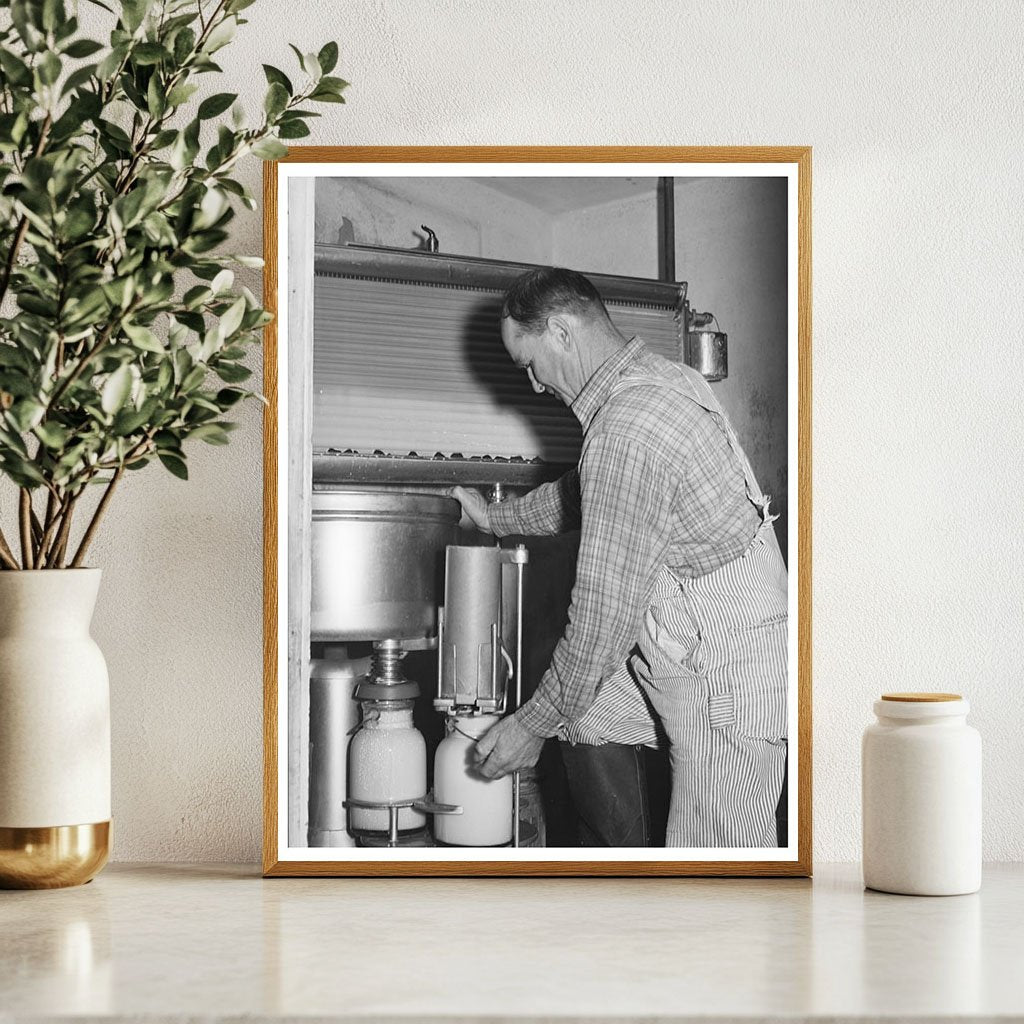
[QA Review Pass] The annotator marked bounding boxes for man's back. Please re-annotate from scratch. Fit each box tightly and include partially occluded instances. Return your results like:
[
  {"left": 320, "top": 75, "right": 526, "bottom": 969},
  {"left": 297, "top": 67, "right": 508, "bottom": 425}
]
[{"left": 580, "top": 340, "right": 761, "bottom": 579}]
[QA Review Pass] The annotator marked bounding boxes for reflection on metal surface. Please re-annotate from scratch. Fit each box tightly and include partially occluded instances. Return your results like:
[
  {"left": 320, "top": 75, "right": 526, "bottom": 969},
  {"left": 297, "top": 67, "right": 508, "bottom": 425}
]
[
  {"left": 0, "top": 821, "right": 110, "bottom": 889},
  {"left": 309, "top": 490, "right": 459, "bottom": 641}
]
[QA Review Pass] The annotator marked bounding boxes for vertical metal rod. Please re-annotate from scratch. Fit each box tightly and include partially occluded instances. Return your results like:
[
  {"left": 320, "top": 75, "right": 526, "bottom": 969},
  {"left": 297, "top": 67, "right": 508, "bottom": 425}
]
[
  {"left": 512, "top": 550, "right": 525, "bottom": 848},
  {"left": 491, "top": 621, "right": 500, "bottom": 704},
  {"left": 658, "top": 176, "right": 676, "bottom": 283},
  {"left": 436, "top": 605, "right": 445, "bottom": 701},
  {"left": 388, "top": 805, "right": 399, "bottom": 847}
]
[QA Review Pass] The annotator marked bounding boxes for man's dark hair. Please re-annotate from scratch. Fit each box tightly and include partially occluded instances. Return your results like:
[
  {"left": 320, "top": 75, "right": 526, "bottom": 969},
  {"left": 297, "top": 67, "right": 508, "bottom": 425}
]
[{"left": 502, "top": 267, "right": 609, "bottom": 333}]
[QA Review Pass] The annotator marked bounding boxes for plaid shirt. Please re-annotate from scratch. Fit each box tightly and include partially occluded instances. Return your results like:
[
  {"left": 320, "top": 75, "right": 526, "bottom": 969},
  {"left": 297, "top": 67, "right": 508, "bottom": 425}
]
[{"left": 488, "top": 338, "right": 760, "bottom": 738}]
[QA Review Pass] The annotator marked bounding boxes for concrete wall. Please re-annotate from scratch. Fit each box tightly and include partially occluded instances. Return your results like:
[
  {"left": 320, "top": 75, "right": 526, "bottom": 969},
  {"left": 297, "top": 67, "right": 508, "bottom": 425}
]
[{"left": 46, "top": 0, "right": 1023, "bottom": 863}]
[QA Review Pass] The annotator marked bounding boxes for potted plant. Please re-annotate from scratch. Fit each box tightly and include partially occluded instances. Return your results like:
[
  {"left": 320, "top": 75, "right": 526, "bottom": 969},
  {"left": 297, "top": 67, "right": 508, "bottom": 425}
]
[{"left": 0, "top": 0, "right": 346, "bottom": 887}]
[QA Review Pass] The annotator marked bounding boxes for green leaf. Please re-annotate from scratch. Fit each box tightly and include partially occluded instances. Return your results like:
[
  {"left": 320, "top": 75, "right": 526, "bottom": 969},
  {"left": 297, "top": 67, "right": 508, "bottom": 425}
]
[
  {"left": 150, "top": 128, "right": 177, "bottom": 149},
  {"left": 101, "top": 365, "right": 133, "bottom": 415},
  {"left": 99, "top": 118, "right": 132, "bottom": 148},
  {"left": 121, "top": 0, "right": 151, "bottom": 33},
  {"left": 112, "top": 405, "right": 151, "bottom": 435},
  {"left": 34, "top": 421, "right": 70, "bottom": 449},
  {"left": 42, "top": 0, "right": 67, "bottom": 33},
  {"left": 123, "top": 322, "right": 164, "bottom": 353},
  {"left": 173, "top": 26, "right": 196, "bottom": 65},
  {"left": 277, "top": 120, "right": 310, "bottom": 140},
  {"left": 166, "top": 82, "right": 199, "bottom": 107},
  {"left": 317, "top": 41, "right": 339, "bottom": 75},
  {"left": 210, "top": 268, "right": 233, "bottom": 294},
  {"left": 198, "top": 91, "right": 237, "bottom": 119},
  {"left": 203, "top": 16, "right": 236, "bottom": 54},
  {"left": 113, "top": 188, "right": 148, "bottom": 229},
  {"left": 60, "top": 63, "right": 97, "bottom": 96},
  {"left": 63, "top": 38, "right": 104, "bottom": 58},
  {"left": 182, "top": 285, "right": 211, "bottom": 309},
  {"left": 214, "top": 362, "right": 251, "bottom": 384},
  {"left": 146, "top": 73, "right": 165, "bottom": 116},
  {"left": 132, "top": 42, "right": 169, "bottom": 66},
  {"left": 38, "top": 51, "right": 62, "bottom": 86},
  {"left": 264, "top": 82, "right": 288, "bottom": 118},
  {"left": 1, "top": 455, "right": 46, "bottom": 487},
  {"left": 189, "top": 422, "right": 230, "bottom": 445},
  {"left": 96, "top": 43, "right": 128, "bottom": 81},
  {"left": 181, "top": 365, "right": 206, "bottom": 391},
  {"left": 0, "top": 346, "right": 30, "bottom": 371},
  {"left": 0, "top": 50, "right": 33, "bottom": 87},
  {"left": 215, "top": 388, "right": 247, "bottom": 408},
  {"left": 155, "top": 359, "right": 173, "bottom": 392},
  {"left": 10, "top": 1, "right": 45, "bottom": 52},
  {"left": 299, "top": 50, "right": 321, "bottom": 80},
  {"left": 10, "top": 399, "right": 45, "bottom": 432},
  {"left": 309, "top": 88, "right": 346, "bottom": 104},
  {"left": 218, "top": 296, "right": 246, "bottom": 339},
  {"left": 262, "top": 64, "right": 292, "bottom": 94},
  {"left": 17, "top": 292, "right": 58, "bottom": 317},
  {"left": 319, "top": 76, "right": 349, "bottom": 93},
  {"left": 158, "top": 452, "right": 188, "bottom": 479},
  {"left": 251, "top": 138, "right": 287, "bottom": 161}
]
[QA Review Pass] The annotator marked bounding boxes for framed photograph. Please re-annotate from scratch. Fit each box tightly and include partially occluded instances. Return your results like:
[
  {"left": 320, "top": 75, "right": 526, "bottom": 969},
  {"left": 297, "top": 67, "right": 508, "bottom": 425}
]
[{"left": 262, "top": 147, "right": 811, "bottom": 877}]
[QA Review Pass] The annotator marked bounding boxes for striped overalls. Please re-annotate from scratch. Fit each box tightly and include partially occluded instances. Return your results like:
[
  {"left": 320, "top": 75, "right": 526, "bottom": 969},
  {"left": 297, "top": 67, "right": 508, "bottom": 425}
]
[{"left": 565, "top": 367, "right": 789, "bottom": 848}]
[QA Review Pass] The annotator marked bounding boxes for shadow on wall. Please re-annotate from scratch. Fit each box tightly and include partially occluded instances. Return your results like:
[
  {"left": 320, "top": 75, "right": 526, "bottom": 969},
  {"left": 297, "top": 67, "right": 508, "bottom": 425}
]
[{"left": 459, "top": 293, "right": 582, "bottom": 463}]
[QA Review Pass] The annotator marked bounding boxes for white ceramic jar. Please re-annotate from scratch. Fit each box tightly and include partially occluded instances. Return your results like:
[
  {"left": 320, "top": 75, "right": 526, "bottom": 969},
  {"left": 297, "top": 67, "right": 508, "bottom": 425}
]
[
  {"left": 862, "top": 692, "right": 981, "bottom": 895},
  {"left": 434, "top": 714, "right": 513, "bottom": 847}
]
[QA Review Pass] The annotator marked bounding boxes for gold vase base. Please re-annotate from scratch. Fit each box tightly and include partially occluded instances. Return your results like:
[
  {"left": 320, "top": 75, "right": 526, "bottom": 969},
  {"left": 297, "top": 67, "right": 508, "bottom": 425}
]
[{"left": 0, "top": 821, "right": 110, "bottom": 889}]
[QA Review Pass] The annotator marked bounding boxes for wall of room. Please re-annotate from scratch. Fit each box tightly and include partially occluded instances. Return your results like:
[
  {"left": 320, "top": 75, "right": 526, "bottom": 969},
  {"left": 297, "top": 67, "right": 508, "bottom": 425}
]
[
  {"left": 44, "top": 0, "right": 1022, "bottom": 863},
  {"left": 313, "top": 176, "right": 553, "bottom": 261}
]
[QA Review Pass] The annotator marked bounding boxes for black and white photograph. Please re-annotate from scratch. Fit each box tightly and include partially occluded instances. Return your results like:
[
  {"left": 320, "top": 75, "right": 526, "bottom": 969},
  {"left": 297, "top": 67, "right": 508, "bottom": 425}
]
[{"left": 264, "top": 150, "right": 810, "bottom": 875}]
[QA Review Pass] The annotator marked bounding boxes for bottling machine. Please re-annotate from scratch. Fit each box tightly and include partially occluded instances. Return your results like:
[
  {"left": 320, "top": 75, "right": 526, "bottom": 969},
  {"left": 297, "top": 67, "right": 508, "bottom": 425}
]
[{"left": 307, "top": 489, "right": 532, "bottom": 848}]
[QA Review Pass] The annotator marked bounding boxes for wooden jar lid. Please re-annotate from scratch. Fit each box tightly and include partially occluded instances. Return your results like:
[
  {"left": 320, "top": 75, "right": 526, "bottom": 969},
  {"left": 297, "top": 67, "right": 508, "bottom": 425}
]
[{"left": 881, "top": 692, "right": 962, "bottom": 702}]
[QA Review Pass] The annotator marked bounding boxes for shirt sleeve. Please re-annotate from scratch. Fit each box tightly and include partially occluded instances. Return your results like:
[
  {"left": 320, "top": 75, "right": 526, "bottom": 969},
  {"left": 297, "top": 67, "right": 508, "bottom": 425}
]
[
  {"left": 487, "top": 469, "right": 581, "bottom": 537},
  {"left": 515, "top": 432, "right": 677, "bottom": 737}
]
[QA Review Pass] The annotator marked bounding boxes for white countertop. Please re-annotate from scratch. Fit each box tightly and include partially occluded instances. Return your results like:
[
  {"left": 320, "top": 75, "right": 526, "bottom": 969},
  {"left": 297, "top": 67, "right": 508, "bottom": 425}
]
[{"left": 2, "top": 862, "right": 1022, "bottom": 1022}]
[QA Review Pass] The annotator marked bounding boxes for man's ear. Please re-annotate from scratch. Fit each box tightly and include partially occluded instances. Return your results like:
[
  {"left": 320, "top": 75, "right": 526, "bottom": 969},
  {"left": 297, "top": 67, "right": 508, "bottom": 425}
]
[{"left": 545, "top": 314, "right": 573, "bottom": 352}]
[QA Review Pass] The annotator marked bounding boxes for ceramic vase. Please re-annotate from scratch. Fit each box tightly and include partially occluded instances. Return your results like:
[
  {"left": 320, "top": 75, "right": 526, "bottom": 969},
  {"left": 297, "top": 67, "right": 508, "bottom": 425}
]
[{"left": 0, "top": 569, "right": 111, "bottom": 888}]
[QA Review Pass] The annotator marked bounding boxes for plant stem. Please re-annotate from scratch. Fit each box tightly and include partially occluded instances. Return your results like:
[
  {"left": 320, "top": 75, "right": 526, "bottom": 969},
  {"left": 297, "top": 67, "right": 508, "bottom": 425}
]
[
  {"left": 18, "top": 489, "right": 34, "bottom": 569},
  {"left": 0, "top": 113, "right": 52, "bottom": 309},
  {"left": 70, "top": 466, "right": 123, "bottom": 568},
  {"left": 36, "top": 487, "right": 65, "bottom": 566},
  {"left": 45, "top": 492, "right": 79, "bottom": 569},
  {"left": 0, "top": 216, "right": 30, "bottom": 310},
  {"left": 46, "top": 299, "right": 139, "bottom": 413},
  {"left": 29, "top": 506, "right": 43, "bottom": 548},
  {"left": 0, "top": 526, "right": 19, "bottom": 570},
  {"left": 42, "top": 487, "right": 56, "bottom": 533}
]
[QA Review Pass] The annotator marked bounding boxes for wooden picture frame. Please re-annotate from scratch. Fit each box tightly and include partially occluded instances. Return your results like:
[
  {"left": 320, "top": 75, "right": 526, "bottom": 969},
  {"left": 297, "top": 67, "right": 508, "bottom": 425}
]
[{"left": 262, "top": 147, "right": 812, "bottom": 877}]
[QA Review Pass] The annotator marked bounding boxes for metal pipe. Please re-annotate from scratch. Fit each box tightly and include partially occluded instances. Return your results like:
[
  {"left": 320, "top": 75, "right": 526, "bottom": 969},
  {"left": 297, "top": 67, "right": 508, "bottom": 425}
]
[
  {"left": 658, "top": 176, "right": 676, "bottom": 283},
  {"left": 314, "top": 243, "right": 687, "bottom": 309},
  {"left": 512, "top": 545, "right": 527, "bottom": 848}
]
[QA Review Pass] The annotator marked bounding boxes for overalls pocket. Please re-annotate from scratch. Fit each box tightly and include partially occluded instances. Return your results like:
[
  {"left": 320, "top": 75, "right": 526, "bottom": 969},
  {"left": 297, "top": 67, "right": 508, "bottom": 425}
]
[{"left": 705, "top": 614, "right": 788, "bottom": 742}]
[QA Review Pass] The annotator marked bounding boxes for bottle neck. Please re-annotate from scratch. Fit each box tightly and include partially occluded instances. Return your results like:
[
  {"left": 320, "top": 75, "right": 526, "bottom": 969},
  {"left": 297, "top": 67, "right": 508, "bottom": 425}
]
[{"left": 361, "top": 703, "right": 416, "bottom": 729}]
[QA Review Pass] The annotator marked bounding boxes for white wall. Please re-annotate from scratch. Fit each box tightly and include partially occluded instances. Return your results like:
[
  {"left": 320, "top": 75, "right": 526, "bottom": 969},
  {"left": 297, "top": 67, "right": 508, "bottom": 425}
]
[
  {"left": 314, "top": 176, "right": 553, "bottom": 261},
  {"left": 60, "top": 0, "right": 1022, "bottom": 863}
]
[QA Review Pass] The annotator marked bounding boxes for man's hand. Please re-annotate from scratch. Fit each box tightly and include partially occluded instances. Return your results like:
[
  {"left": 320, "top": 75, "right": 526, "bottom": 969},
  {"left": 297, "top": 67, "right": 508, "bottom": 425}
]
[
  {"left": 449, "top": 486, "right": 492, "bottom": 533},
  {"left": 472, "top": 713, "right": 545, "bottom": 779}
]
